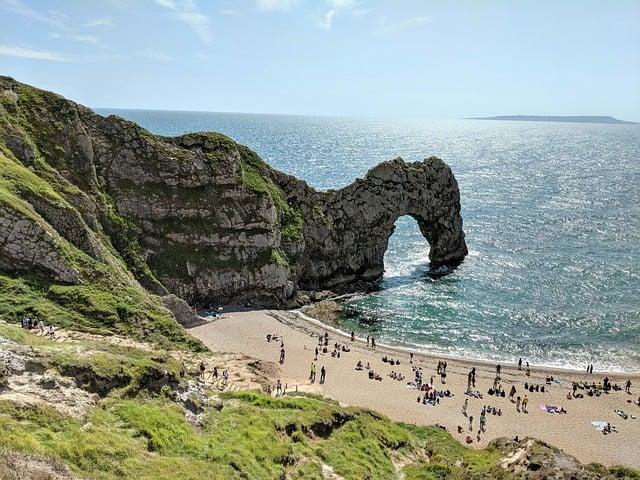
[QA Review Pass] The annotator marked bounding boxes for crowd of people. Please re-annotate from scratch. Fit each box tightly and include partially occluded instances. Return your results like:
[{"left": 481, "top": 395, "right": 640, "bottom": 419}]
[{"left": 20, "top": 313, "right": 55, "bottom": 337}]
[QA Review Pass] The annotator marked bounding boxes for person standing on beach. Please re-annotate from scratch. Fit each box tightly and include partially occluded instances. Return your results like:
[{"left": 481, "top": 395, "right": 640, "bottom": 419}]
[
  {"left": 310, "top": 363, "right": 316, "bottom": 382},
  {"left": 280, "top": 347, "right": 286, "bottom": 364},
  {"left": 496, "top": 364, "right": 501, "bottom": 378},
  {"left": 320, "top": 366, "right": 326, "bottom": 384},
  {"left": 366, "top": 335, "right": 370, "bottom": 346},
  {"left": 351, "top": 331, "right": 355, "bottom": 342},
  {"left": 625, "top": 379, "right": 632, "bottom": 393},
  {"left": 462, "top": 398, "right": 468, "bottom": 416},
  {"left": 410, "top": 352, "right": 413, "bottom": 363},
  {"left": 479, "top": 410, "right": 486, "bottom": 432},
  {"left": 371, "top": 337, "right": 376, "bottom": 349},
  {"left": 518, "top": 358, "right": 522, "bottom": 370},
  {"left": 509, "top": 385, "right": 516, "bottom": 401},
  {"left": 468, "top": 415, "right": 473, "bottom": 431},
  {"left": 516, "top": 396, "right": 521, "bottom": 411},
  {"left": 522, "top": 395, "right": 529, "bottom": 412},
  {"left": 471, "top": 368, "right": 476, "bottom": 387}
]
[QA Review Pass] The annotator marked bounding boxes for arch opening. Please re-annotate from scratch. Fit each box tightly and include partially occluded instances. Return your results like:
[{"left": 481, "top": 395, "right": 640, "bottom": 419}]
[{"left": 382, "top": 215, "right": 431, "bottom": 288}]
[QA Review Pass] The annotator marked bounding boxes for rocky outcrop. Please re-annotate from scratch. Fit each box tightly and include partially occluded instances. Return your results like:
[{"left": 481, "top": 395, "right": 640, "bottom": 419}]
[{"left": 0, "top": 76, "right": 467, "bottom": 309}]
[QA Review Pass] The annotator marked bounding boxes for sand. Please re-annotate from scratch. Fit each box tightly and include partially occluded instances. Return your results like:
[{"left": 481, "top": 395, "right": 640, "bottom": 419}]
[{"left": 189, "top": 309, "right": 640, "bottom": 468}]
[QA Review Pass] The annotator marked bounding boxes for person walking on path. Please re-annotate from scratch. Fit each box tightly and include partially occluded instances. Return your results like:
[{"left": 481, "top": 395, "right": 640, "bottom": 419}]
[
  {"left": 468, "top": 415, "right": 474, "bottom": 432},
  {"left": 462, "top": 398, "right": 468, "bottom": 416},
  {"left": 320, "top": 366, "right": 326, "bottom": 384},
  {"left": 310, "top": 363, "right": 316, "bottom": 382},
  {"left": 199, "top": 360, "right": 206, "bottom": 380}
]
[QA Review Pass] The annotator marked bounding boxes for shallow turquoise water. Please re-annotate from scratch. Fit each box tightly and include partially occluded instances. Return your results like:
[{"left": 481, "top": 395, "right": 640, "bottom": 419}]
[{"left": 98, "top": 109, "right": 640, "bottom": 372}]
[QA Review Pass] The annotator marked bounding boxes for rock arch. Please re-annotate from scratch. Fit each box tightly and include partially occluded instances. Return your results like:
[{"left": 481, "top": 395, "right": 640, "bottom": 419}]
[{"left": 279, "top": 157, "right": 468, "bottom": 291}]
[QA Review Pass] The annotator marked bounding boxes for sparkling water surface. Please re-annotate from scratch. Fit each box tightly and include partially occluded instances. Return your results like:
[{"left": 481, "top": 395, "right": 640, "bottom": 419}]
[{"left": 98, "top": 109, "right": 640, "bottom": 372}]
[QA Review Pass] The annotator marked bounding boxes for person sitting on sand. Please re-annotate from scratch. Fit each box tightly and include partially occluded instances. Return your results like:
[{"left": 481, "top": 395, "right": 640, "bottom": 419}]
[{"left": 355, "top": 360, "right": 363, "bottom": 370}]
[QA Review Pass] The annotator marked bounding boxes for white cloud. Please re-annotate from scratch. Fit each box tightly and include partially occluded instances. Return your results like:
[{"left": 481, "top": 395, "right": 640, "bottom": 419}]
[
  {"left": 375, "top": 15, "right": 429, "bottom": 36},
  {"left": 317, "top": 9, "right": 335, "bottom": 29},
  {"left": 84, "top": 18, "right": 115, "bottom": 27},
  {"left": 154, "top": 0, "right": 212, "bottom": 44},
  {"left": 317, "top": 0, "right": 362, "bottom": 29},
  {"left": 135, "top": 48, "right": 172, "bottom": 62},
  {"left": 0, "top": 44, "right": 70, "bottom": 61},
  {"left": 0, "top": 0, "right": 67, "bottom": 29},
  {"left": 50, "top": 32, "right": 108, "bottom": 49},
  {"left": 255, "top": 0, "right": 298, "bottom": 12},
  {"left": 219, "top": 9, "right": 238, "bottom": 15}
]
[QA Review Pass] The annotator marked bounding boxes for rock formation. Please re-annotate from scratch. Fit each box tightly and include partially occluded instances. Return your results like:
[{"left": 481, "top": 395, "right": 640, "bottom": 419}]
[{"left": 0, "top": 76, "right": 467, "bottom": 314}]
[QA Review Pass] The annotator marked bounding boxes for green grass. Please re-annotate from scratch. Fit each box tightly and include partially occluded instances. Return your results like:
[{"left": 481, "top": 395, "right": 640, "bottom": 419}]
[{"left": 240, "top": 145, "right": 304, "bottom": 243}]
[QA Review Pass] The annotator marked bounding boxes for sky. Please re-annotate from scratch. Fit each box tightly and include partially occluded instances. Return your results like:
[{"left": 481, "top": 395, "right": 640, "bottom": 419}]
[{"left": 0, "top": 0, "right": 639, "bottom": 120}]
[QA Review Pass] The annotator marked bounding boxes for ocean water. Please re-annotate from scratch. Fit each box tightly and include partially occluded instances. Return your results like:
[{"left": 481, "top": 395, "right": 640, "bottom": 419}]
[{"left": 97, "top": 109, "right": 640, "bottom": 372}]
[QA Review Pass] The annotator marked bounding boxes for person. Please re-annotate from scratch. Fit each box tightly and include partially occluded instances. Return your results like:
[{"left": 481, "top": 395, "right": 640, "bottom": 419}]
[
  {"left": 509, "top": 385, "right": 517, "bottom": 400},
  {"left": 320, "top": 366, "right": 326, "bottom": 384},
  {"left": 47, "top": 325, "right": 56, "bottom": 338},
  {"left": 410, "top": 352, "right": 414, "bottom": 364},
  {"left": 625, "top": 379, "right": 632, "bottom": 393},
  {"left": 462, "top": 398, "right": 468, "bottom": 416},
  {"left": 371, "top": 337, "right": 376, "bottom": 349},
  {"left": 522, "top": 395, "right": 529, "bottom": 412},
  {"left": 280, "top": 347, "right": 286, "bottom": 364},
  {"left": 351, "top": 331, "right": 355, "bottom": 342},
  {"left": 468, "top": 415, "right": 473, "bottom": 431},
  {"left": 366, "top": 335, "right": 370, "bottom": 346},
  {"left": 518, "top": 357, "right": 522, "bottom": 370},
  {"left": 516, "top": 396, "right": 521, "bottom": 411},
  {"left": 276, "top": 379, "right": 282, "bottom": 395},
  {"left": 496, "top": 364, "right": 501, "bottom": 377},
  {"left": 314, "top": 346, "right": 318, "bottom": 360},
  {"left": 199, "top": 360, "right": 206, "bottom": 380},
  {"left": 212, "top": 366, "right": 218, "bottom": 381},
  {"left": 479, "top": 411, "right": 486, "bottom": 432},
  {"left": 310, "top": 363, "right": 316, "bottom": 382}
]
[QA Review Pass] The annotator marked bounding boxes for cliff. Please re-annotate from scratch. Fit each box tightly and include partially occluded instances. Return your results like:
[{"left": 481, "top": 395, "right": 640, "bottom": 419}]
[{"left": 0, "top": 76, "right": 467, "bottom": 320}]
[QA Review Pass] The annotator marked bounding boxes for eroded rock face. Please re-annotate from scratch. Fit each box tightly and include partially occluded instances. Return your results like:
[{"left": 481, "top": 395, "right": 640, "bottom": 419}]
[{"left": 0, "top": 76, "right": 467, "bottom": 307}]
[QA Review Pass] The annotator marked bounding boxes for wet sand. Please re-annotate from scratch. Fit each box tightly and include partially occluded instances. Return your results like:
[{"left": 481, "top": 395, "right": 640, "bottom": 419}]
[{"left": 189, "top": 309, "right": 640, "bottom": 468}]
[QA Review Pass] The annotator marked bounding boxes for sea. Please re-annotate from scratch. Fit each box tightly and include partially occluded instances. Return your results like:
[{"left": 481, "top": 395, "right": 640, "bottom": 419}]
[{"left": 97, "top": 109, "right": 640, "bottom": 373}]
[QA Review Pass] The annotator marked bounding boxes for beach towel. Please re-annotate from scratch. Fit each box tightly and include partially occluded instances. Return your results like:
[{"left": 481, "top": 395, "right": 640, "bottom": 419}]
[{"left": 591, "top": 421, "right": 607, "bottom": 431}]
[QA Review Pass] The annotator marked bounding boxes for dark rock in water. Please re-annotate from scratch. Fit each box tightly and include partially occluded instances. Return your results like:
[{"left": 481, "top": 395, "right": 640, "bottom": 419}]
[{"left": 0, "top": 76, "right": 467, "bottom": 310}]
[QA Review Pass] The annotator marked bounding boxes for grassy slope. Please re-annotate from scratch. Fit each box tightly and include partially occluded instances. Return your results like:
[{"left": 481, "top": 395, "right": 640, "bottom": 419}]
[
  {"left": 0, "top": 83, "right": 202, "bottom": 351},
  {"left": 2, "top": 323, "right": 638, "bottom": 480}
]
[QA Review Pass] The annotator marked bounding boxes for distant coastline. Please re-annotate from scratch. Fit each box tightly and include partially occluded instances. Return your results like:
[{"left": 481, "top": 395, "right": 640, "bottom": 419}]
[{"left": 469, "top": 115, "right": 636, "bottom": 125}]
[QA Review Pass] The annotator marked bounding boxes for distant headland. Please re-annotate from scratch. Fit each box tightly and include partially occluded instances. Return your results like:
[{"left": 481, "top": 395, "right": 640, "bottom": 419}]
[{"left": 469, "top": 115, "right": 636, "bottom": 125}]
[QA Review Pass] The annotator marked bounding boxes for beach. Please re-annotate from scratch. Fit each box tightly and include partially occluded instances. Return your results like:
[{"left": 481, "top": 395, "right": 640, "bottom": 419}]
[{"left": 189, "top": 309, "right": 640, "bottom": 469}]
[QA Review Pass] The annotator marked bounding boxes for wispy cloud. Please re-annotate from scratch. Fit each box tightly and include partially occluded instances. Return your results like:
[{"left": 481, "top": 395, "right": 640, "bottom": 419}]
[
  {"left": 219, "top": 9, "right": 238, "bottom": 15},
  {"left": 154, "top": 0, "right": 212, "bottom": 44},
  {"left": 255, "top": 0, "right": 298, "bottom": 12},
  {"left": 317, "top": 10, "right": 335, "bottom": 29},
  {"left": 0, "top": 0, "right": 68, "bottom": 29},
  {"left": 375, "top": 15, "right": 429, "bottom": 36},
  {"left": 0, "top": 44, "right": 70, "bottom": 62},
  {"left": 50, "top": 32, "right": 108, "bottom": 49},
  {"left": 135, "top": 48, "right": 172, "bottom": 62},
  {"left": 317, "top": 0, "right": 361, "bottom": 29},
  {"left": 84, "top": 17, "right": 115, "bottom": 27}
]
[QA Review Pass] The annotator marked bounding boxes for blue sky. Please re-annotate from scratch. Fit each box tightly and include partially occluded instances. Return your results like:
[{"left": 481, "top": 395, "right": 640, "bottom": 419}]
[{"left": 0, "top": 0, "right": 638, "bottom": 119}]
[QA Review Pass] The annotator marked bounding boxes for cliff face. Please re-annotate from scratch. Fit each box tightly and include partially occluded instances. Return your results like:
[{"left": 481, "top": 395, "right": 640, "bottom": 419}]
[{"left": 0, "top": 76, "right": 467, "bottom": 315}]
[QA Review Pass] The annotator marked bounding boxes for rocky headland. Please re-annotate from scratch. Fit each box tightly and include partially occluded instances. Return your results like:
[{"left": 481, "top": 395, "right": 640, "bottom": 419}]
[{"left": 0, "top": 75, "right": 467, "bottom": 322}]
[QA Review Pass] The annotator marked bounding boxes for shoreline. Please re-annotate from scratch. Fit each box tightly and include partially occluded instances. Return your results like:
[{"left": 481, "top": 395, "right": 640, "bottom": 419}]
[
  {"left": 189, "top": 308, "right": 640, "bottom": 468},
  {"left": 293, "top": 308, "right": 640, "bottom": 377}
]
